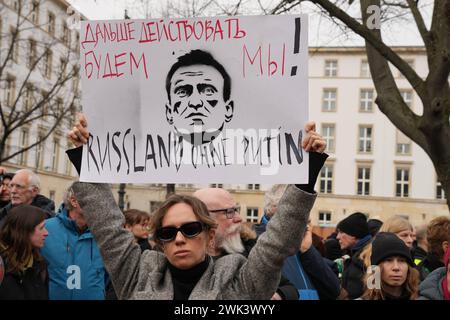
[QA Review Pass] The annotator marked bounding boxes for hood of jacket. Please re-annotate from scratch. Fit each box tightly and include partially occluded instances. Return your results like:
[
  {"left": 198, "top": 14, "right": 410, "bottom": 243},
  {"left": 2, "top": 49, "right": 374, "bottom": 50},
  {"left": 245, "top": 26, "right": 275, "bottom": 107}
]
[
  {"left": 55, "top": 203, "right": 91, "bottom": 236},
  {"left": 31, "top": 194, "right": 55, "bottom": 217},
  {"left": 418, "top": 267, "right": 446, "bottom": 300},
  {"left": 351, "top": 234, "right": 372, "bottom": 254}
]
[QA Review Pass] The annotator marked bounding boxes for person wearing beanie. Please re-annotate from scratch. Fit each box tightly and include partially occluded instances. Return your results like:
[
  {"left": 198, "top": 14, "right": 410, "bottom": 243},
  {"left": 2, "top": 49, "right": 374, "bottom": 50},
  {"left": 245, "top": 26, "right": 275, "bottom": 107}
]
[
  {"left": 367, "top": 218, "right": 383, "bottom": 237},
  {"left": 336, "top": 212, "right": 372, "bottom": 299},
  {"left": 359, "top": 232, "right": 420, "bottom": 300},
  {"left": 418, "top": 246, "right": 450, "bottom": 300}
]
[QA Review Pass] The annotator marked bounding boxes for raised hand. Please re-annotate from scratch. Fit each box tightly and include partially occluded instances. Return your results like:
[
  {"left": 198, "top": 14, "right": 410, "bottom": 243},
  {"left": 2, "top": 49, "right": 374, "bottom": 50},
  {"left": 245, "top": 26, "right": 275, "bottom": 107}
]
[
  {"left": 301, "top": 121, "right": 326, "bottom": 153},
  {"left": 68, "top": 113, "right": 89, "bottom": 147}
]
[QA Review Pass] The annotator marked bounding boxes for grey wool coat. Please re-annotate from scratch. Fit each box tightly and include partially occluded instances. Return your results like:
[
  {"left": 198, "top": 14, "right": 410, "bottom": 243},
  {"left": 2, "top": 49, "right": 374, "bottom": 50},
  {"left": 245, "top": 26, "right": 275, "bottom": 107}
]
[{"left": 72, "top": 183, "right": 316, "bottom": 300}]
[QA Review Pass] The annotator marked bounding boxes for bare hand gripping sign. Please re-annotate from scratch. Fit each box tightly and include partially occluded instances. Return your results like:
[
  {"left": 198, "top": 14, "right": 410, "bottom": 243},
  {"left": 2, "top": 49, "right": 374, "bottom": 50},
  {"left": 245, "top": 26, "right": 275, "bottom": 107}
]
[{"left": 80, "top": 15, "right": 309, "bottom": 183}]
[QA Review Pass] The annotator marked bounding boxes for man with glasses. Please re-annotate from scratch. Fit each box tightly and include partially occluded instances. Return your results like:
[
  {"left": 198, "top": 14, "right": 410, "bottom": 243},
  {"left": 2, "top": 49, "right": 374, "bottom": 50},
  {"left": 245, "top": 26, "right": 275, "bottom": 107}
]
[
  {"left": 193, "top": 187, "right": 299, "bottom": 300},
  {"left": 0, "top": 169, "right": 54, "bottom": 228},
  {"left": 193, "top": 188, "right": 245, "bottom": 256}
]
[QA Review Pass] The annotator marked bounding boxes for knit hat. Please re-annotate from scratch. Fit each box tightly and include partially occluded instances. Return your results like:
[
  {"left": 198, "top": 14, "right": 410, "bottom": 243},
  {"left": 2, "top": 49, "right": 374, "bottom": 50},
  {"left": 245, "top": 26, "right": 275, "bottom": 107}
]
[
  {"left": 336, "top": 212, "right": 369, "bottom": 239},
  {"left": 371, "top": 232, "right": 414, "bottom": 266},
  {"left": 367, "top": 219, "right": 383, "bottom": 236}
]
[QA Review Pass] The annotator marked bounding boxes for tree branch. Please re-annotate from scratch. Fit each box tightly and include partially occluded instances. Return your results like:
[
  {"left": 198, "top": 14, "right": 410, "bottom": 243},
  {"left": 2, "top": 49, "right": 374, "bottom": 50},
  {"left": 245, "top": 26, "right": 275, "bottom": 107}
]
[
  {"left": 405, "top": 0, "right": 431, "bottom": 48},
  {"left": 307, "top": 0, "right": 427, "bottom": 100}
]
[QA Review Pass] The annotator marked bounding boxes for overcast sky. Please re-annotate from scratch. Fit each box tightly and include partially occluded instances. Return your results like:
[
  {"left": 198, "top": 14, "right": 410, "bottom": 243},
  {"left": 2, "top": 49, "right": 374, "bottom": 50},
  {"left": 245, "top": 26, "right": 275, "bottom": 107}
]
[{"left": 67, "top": 0, "right": 432, "bottom": 47}]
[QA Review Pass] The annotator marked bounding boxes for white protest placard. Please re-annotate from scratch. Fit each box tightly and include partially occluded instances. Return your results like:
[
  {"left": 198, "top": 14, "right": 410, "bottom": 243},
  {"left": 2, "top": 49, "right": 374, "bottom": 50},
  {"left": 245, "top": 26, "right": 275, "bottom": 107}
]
[{"left": 80, "top": 15, "right": 309, "bottom": 183}]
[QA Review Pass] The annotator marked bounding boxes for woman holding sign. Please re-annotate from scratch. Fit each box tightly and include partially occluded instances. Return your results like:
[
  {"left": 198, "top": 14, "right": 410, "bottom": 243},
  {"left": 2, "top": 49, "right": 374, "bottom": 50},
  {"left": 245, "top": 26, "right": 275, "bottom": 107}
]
[{"left": 67, "top": 114, "right": 327, "bottom": 299}]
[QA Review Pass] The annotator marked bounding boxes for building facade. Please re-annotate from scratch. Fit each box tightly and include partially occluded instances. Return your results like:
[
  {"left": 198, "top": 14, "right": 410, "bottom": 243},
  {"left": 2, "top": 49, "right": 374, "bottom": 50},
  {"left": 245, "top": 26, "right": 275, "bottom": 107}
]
[
  {"left": 1, "top": 3, "right": 447, "bottom": 229},
  {"left": 1, "top": 0, "right": 81, "bottom": 206}
]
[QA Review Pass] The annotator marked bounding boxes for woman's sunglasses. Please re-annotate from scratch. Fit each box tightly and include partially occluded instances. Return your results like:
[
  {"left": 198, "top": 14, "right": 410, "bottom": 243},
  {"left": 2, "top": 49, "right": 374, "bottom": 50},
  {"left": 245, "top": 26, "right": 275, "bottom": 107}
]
[{"left": 155, "top": 221, "right": 205, "bottom": 242}]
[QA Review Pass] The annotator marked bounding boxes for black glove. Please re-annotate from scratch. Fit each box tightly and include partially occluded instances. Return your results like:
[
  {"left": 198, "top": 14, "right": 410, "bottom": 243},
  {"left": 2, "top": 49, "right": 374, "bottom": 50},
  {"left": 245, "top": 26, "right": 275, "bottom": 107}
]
[{"left": 295, "top": 152, "right": 328, "bottom": 193}]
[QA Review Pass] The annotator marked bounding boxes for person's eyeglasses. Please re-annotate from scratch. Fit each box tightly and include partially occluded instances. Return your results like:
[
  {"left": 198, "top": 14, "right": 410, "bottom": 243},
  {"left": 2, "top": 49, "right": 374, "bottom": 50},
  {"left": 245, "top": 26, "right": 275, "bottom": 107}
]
[
  {"left": 209, "top": 206, "right": 240, "bottom": 219},
  {"left": 155, "top": 221, "right": 205, "bottom": 242},
  {"left": 9, "top": 183, "right": 28, "bottom": 191}
]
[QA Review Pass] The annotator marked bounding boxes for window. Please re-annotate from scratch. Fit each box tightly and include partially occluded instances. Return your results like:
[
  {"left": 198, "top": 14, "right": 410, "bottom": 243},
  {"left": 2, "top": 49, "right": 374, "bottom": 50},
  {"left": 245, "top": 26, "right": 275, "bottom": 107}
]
[
  {"left": 150, "top": 201, "right": 163, "bottom": 213},
  {"left": 321, "top": 123, "right": 335, "bottom": 153},
  {"left": 318, "top": 211, "right": 332, "bottom": 225},
  {"left": 27, "top": 39, "right": 37, "bottom": 68},
  {"left": 4, "top": 76, "right": 16, "bottom": 107},
  {"left": 69, "top": 104, "right": 77, "bottom": 128},
  {"left": 41, "top": 91, "right": 49, "bottom": 120},
  {"left": 31, "top": 1, "right": 40, "bottom": 25},
  {"left": 34, "top": 131, "right": 45, "bottom": 170},
  {"left": 12, "top": 0, "right": 19, "bottom": 12},
  {"left": 72, "top": 68, "right": 79, "bottom": 93},
  {"left": 320, "top": 165, "right": 333, "bottom": 194},
  {"left": 210, "top": 184, "right": 223, "bottom": 188},
  {"left": 65, "top": 141, "right": 72, "bottom": 176},
  {"left": 396, "top": 130, "right": 411, "bottom": 155},
  {"left": 56, "top": 97, "right": 64, "bottom": 118},
  {"left": 360, "top": 60, "right": 370, "bottom": 78},
  {"left": 49, "top": 190, "right": 55, "bottom": 201},
  {"left": 47, "top": 12, "right": 55, "bottom": 36},
  {"left": 18, "top": 129, "right": 29, "bottom": 165},
  {"left": 59, "top": 58, "right": 67, "bottom": 77},
  {"left": 358, "top": 125, "right": 373, "bottom": 153},
  {"left": 10, "top": 27, "right": 19, "bottom": 62},
  {"left": 357, "top": 166, "right": 371, "bottom": 196},
  {"left": 246, "top": 207, "right": 259, "bottom": 223},
  {"left": 395, "top": 168, "right": 410, "bottom": 197},
  {"left": 75, "top": 32, "right": 80, "bottom": 52},
  {"left": 247, "top": 184, "right": 260, "bottom": 190},
  {"left": 51, "top": 138, "right": 60, "bottom": 172},
  {"left": 44, "top": 49, "right": 52, "bottom": 79},
  {"left": 322, "top": 89, "right": 337, "bottom": 112},
  {"left": 62, "top": 22, "right": 71, "bottom": 47},
  {"left": 400, "top": 90, "right": 413, "bottom": 109},
  {"left": 436, "top": 181, "right": 445, "bottom": 199},
  {"left": 359, "top": 89, "right": 374, "bottom": 112},
  {"left": 324, "top": 60, "right": 338, "bottom": 77},
  {"left": 24, "top": 85, "right": 34, "bottom": 113},
  {"left": 398, "top": 59, "right": 414, "bottom": 78}
]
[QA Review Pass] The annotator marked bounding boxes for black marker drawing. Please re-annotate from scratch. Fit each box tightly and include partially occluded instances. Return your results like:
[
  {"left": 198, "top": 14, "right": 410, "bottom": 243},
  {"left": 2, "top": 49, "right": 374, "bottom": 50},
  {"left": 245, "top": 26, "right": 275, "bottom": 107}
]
[{"left": 165, "top": 50, "right": 234, "bottom": 146}]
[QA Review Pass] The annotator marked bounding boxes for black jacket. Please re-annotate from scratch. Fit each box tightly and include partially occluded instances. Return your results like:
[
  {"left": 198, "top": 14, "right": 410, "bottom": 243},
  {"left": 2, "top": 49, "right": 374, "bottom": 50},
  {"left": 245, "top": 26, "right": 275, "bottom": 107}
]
[
  {"left": 0, "top": 255, "right": 48, "bottom": 300},
  {"left": 341, "top": 235, "right": 372, "bottom": 299},
  {"left": 411, "top": 245, "right": 427, "bottom": 266},
  {"left": 417, "top": 253, "right": 444, "bottom": 281}
]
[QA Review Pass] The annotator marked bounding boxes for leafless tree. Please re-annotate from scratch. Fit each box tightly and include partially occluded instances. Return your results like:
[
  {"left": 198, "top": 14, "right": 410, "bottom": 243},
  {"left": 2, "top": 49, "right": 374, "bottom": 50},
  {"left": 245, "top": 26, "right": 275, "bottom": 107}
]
[
  {"left": 267, "top": 0, "right": 449, "bottom": 211},
  {"left": 0, "top": 0, "right": 80, "bottom": 165}
]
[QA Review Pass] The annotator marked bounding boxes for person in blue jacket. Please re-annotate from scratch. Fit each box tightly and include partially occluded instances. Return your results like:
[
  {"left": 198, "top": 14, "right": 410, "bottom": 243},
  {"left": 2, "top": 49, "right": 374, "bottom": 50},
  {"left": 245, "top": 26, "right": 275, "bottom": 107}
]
[
  {"left": 255, "top": 183, "right": 341, "bottom": 300},
  {"left": 40, "top": 183, "right": 107, "bottom": 300}
]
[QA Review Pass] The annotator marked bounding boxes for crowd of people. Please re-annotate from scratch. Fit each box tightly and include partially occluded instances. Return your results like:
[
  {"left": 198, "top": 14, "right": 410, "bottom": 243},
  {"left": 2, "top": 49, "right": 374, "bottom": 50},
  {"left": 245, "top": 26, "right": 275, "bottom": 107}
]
[{"left": 0, "top": 116, "right": 449, "bottom": 301}]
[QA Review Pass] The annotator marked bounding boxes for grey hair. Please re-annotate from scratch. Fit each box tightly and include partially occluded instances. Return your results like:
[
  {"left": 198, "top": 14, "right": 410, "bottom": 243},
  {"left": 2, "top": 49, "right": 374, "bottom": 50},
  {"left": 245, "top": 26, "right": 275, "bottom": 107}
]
[
  {"left": 263, "top": 184, "right": 288, "bottom": 218},
  {"left": 63, "top": 181, "right": 77, "bottom": 211},
  {"left": 15, "top": 169, "right": 40, "bottom": 190},
  {"left": 415, "top": 225, "right": 427, "bottom": 242}
]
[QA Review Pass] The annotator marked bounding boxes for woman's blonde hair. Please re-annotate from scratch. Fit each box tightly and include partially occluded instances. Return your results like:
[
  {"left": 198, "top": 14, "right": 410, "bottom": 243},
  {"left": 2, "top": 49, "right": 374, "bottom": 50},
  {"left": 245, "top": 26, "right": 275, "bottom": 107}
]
[
  {"left": 359, "top": 243, "right": 420, "bottom": 300},
  {"left": 379, "top": 216, "right": 413, "bottom": 234}
]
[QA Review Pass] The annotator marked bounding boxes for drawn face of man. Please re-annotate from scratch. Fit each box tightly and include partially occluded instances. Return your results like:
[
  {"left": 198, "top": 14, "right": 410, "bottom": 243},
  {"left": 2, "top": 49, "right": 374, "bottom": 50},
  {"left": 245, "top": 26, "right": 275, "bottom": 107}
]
[{"left": 166, "top": 64, "right": 234, "bottom": 145}]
